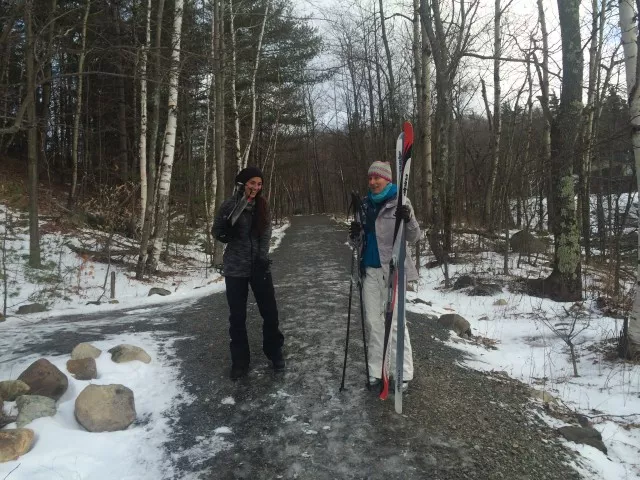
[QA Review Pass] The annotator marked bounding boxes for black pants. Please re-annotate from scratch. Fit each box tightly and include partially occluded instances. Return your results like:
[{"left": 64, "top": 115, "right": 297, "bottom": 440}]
[{"left": 225, "top": 271, "right": 284, "bottom": 367}]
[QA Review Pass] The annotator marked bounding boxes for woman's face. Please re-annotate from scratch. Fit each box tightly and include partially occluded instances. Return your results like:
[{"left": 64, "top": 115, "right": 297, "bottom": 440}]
[
  {"left": 244, "top": 176, "right": 263, "bottom": 199},
  {"left": 368, "top": 174, "right": 389, "bottom": 195}
]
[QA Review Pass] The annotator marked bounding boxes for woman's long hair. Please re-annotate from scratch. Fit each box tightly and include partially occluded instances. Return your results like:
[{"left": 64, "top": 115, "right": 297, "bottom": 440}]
[{"left": 252, "top": 193, "right": 270, "bottom": 236}]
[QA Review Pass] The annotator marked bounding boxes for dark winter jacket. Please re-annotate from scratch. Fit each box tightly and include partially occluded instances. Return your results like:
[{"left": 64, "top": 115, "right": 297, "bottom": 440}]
[{"left": 212, "top": 196, "right": 272, "bottom": 278}]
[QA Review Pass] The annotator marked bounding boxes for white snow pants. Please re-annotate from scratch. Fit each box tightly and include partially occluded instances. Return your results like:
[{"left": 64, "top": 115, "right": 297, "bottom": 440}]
[{"left": 362, "top": 267, "right": 414, "bottom": 381}]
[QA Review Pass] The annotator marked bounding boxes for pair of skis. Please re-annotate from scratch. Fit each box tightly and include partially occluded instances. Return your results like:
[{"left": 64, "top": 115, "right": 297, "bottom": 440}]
[
  {"left": 228, "top": 182, "right": 250, "bottom": 226},
  {"left": 380, "top": 121, "right": 413, "bottom": 414}
]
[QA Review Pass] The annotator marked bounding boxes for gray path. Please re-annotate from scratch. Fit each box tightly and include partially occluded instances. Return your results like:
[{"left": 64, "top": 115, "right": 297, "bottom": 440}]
[{"left": 11, "top": 216, "right": 582, "bottom": 480}]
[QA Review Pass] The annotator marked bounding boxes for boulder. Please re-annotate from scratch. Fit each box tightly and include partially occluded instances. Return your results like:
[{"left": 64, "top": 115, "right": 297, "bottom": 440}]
[
  {"left": 16, "top": 395, "right": 56, "bottom": 427},
  {"left": 558, "top": 425, "right": 607, "bottom": 454},
  {"left": 71, "top": 342, "right": 102, "bottom": 360},
  {"left": 438, "top": 314, "right": 472, "bottom": 337},
  {"left": 148, "top": 287, "right": 171, "bottom": 297},
  {"left": 17, "top": 358, "right": 68, "bottom": 400},
  {"left": 493, "top": 298, "right": 508, "bottom": 306},
  {"left": 75, "top": 384, "right": 136, "bottom": 432},
  {"left": 453, "top": 275, "right": 476, "bottom": 290},
  {"left": 67, "top": 358, "right": 98, "bottom": 380},
  {"left": 16, "top": 303, "right": 47, "bottom": 315},
  {"left": 0, "top": 380, "right": 30, "bottom": 401},
  {"left": 0, "top": 429, "right": 35, "bottom": 462},
  {"left": 108, "top": 344, "right": 151, "bottom": 364},
  {"left": 510, "top": 230, "right": 547, "bottom": 255}
]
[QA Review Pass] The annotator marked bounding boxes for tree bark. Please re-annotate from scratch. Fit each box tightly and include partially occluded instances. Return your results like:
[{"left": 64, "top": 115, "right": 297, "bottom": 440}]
[
  {"left": 618, "top": 0, "right": 640, "bottom": 356},
  {"left": 138, "top": 0, "right": 152, "bottom": 229},
  {"left": 483, "top": 0, "right": 502, "bottom": 228},
  {"left": 541, "top": 0, "right": 583, "bottom": 301},
  {"left": 69, "top": 0, "right": 91, "bottom": 207},
  {"left": 25, "top": 0, "right": 40, "bottom": 268},
  {"left": 148, "top": 0, "right": 184, "bottom": 271}
]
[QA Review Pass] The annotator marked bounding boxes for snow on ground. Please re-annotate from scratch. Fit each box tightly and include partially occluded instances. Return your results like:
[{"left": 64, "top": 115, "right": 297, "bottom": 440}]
[
  {"left": 408, "top": 249, "right": 640, "bottom": 480},
  {"left": 0, "top": 203, "right": 289, "bottom": 480},
  {"left": 2, "top": 203, "right": 639, "bottom": 479}
]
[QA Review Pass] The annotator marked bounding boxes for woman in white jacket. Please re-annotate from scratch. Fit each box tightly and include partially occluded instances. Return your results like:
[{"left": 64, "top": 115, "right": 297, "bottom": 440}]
[{"left": 349, "top": 161, "right": 421, "bottom": 390}]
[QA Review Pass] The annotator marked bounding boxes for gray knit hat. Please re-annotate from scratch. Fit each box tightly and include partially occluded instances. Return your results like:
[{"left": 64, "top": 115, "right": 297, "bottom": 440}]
[{"left": 368, "top": 161, "right": 392, "bottom": 182}]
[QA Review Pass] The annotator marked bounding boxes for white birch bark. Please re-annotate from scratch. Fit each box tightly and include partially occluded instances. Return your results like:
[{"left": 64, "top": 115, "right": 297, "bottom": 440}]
[
  {"left": 229, "top": 0, "right": 242, "bottom": 172},
  {"left": 139, "top": 0, "right": 152, "bottom": 229},
  {"left": 240, "top": 0, "right": 270, "bottom": 169},
  {"left": 618, "top": 0, "right": 640, "bottom": 355},
  {"left": 149, "top": 0, "right": 184, "bottom": 271}
]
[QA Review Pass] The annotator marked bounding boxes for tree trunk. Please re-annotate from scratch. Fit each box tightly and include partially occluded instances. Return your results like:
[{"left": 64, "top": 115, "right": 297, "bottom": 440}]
[
  {"left": 378, "top": 0, "right": 396, "bottom": 138},
  {"left": 241, "top": 0, "right": 270, "bottom": 169},
  {"left": 483, "top": 0, "right": 502, "bottom": 228},
  {"left": 113, "top": 2, "right": 129, "bottom": 181},
  {"left": 138, "top": 0, "right": 152, "bottom": 229},
  {"left": 69, "top": 0, "right": 91, "bottom": 207},
  {"left": 617, "top": 0, "right": 640, "bottom": 356},
  {"left": 26, "top": 0, "right": 40, "bottom": 268},
  {"left": 542, "top": 0, "right": 583, "bottom": 301},
  {"left": 419, "top": 0, "right": 432, "bottom": 223},
  {"left": 148, "top": 0, "right": 184, "bottom": 271},
  {"left": 213, "top": 0, "right": 226, "bottom": 266},
  {"left": 535, "top": 0, "right": 552, "bottom": 232}
]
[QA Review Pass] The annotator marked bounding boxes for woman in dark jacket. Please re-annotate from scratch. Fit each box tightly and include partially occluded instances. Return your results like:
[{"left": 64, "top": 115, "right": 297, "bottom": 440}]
[{"left": 212, "top": 166, "right": 284, "bottom": 380}]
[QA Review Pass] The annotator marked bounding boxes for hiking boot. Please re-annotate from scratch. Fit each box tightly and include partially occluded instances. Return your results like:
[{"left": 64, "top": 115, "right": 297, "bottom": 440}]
[
  {"left": 402, "top": 381, "right": 409, "bottom": 392},
  {"left": 230, "top": 364, "right": 249, "bottom": 380},
  {"left": 271, "top": 351, "right": 285, "bottom": 371}
]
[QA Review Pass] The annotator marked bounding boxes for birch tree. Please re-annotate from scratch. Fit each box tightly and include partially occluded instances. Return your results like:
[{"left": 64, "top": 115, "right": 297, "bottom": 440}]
[
  {"left": 138, "top": 0, "right": 152, "bottom": 229},
  {"left": 618, "top": 0, "right": 640, "bottom": 356},
  {"left": 148, "top": 0, "right": 185, "bottom": 271}
]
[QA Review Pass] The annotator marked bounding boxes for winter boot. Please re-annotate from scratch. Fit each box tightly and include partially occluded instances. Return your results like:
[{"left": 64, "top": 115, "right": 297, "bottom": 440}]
[
  {"left": 230, "top": 364, "right": 249, "bottom": 380},
  {"left": 271, "top": 351, "right": 285, "bottom": 371}
]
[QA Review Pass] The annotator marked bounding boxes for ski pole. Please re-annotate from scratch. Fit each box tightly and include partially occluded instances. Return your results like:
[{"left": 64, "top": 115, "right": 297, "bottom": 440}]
[{"left": 339, "top": 239, "right": 357, "bottom": 391}]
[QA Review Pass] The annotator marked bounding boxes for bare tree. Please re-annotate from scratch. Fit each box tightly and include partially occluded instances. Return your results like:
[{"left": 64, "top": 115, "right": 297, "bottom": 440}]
[
  {"left": 69, "top": 0, "right": 91, "bottom": 207},
  {"left": 532, "top": 0, "right": 583, "bottom": 302},
  {"left": 618, "top": 0, "right": 640, "bottom": 356},
  {"left": 25, "top": 0, "right": 40, "bottom": 268},
  {"left": 148, "top": 0, "right": 185, "bottom": 271},
  {"left": 138, "top": 0, "right": 152, "bottom": 230}
]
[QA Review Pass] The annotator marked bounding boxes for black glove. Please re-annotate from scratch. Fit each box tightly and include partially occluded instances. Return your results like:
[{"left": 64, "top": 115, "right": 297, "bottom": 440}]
[
  {"left": 349, "top": 221, "right": 362, "bottom": 240},
  {"left": 396, "top": 205, "right": 411, "bottom": 222},
  {"left": 256, "top": 257, "right": 272, "bottom": 272}
]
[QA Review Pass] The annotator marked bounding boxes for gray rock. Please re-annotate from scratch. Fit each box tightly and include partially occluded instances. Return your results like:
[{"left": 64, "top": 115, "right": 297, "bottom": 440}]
[
  {"left": 438, "top": 314, "right": 472, "bottom": 337},
  {"left": 71, "top": 342, "right": 102, "bottom": 360},
  {"left": 75, "top": 384, "right": 136, "bottom": 432},
  {"left": 17, "top": 359, "right": 68, "bottom": 401},
  {"left": 510, "top": 231, "right": 547, "bottom": 255},
  {"left": 16, "top": 303, "right": 47, "bottom": 315},
  {"left": 148, "top": 287, "right": 171, "bottom": 297},
  {"left": 558, "top": 425, "right": 607, "bottom": 454},
  {"left": 15, "top": 395, "right": 56, "bottom": 427},
  {"left": 67, "top": 358, "right": 98, "bottom": 380},
  {"left": 0, "top": 428, "right": 35, "bottom": 463},
  {"left": 0, "top": 380, "right": 30, "bottom": 401},
  {"left": 108, "top": 344, "right": 151, "bottom": 364}
]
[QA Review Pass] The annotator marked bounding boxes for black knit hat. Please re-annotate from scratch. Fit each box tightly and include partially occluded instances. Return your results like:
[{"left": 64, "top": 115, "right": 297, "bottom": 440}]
[{"left": 235, "top": 166, "right": 264, "bottom": 185}]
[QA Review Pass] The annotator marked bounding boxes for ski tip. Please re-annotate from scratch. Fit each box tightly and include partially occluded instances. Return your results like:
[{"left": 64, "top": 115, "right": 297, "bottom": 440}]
[{"left": 379, "top": 380, "right": 389, "bottom": 400}]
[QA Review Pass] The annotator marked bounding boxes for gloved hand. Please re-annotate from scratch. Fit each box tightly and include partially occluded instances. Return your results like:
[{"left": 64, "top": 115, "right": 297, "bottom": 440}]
[
  {"left": 349, "top": 221, "right": 362, "bottom": 240},
  {"left": 396, "top": 204, "right": 411, "bottom": 222},
  {"left": 256, "top": 257, "right": 272, "bottom": 272}
]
